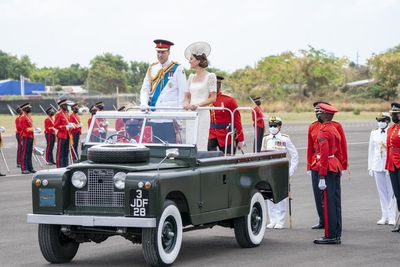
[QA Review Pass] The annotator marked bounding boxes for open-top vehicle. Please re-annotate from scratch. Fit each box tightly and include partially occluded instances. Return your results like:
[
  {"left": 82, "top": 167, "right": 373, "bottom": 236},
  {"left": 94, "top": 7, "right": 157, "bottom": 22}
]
[{"left": 27, "top": 108, "right": 289, "bottom": 266}]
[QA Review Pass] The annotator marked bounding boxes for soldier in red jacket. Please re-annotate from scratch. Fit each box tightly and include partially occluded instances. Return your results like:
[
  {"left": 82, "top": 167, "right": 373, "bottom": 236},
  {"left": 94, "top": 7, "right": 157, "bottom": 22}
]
[
  {"left": 386, "top": 102, "right": 400, "bottom": 232},
  {"left": 19, "top": 103, "right": 37, "bottom": 174},
  {"left": 54, "top": 99, "right": 73, "bottom": 168},
  {"left": 15, "top": 106, "right": 23, "bottom": 168},
  {"left": 44, "top": 106, "right": 56, "bottom": 165},
  {"left": 69, "top": 103, "right": 82, "bottom": 161},
  {"left": 208, "top": 75, "right": 244, "bottom": 154},
  {"left": 88, "top": 105, "right": 102, "bottom": 142},
  {"left": 115, "top": 105, "right": 126, "bottom": 133},
  {"left": 307, "top": 101, "right": 348, "bottom": 230},
  {"left": 251, "top": 96, "right": 265, "bottom": 152},
  {"left": 312, "top": 103, "right": 344, "bottom": 245}
]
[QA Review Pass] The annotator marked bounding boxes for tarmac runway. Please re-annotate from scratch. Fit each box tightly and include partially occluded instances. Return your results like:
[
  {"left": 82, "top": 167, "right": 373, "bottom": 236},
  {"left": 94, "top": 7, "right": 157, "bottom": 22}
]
[{"left": 1, "top": 120, "right": 399, "bottom": 267}]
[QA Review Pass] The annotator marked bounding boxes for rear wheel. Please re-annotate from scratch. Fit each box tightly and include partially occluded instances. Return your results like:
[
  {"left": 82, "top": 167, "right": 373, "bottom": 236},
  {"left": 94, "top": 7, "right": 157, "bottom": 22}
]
[
  {"left": 234, "top": 192, "right": 267, "bottom": 248},
  {"left": 142, "top": 200, "right": 183, "bottom": 266},
  {"left": 38, "top": 224, "right": 79, "bottom": 263}
]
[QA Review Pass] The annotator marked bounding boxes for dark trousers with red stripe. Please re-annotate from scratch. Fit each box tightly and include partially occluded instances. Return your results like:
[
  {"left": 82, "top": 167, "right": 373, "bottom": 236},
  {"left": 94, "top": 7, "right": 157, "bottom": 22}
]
[
  {"left": 312, "top": 170, "right": 324, "bottom": 225},
  {"left": 207, "top": 138, "right": 235, "bottom": 154},
  {"left": 16, "top": 133, "right": 22, "bottom": 166},
  {"left": 322, "top": 171, "right": 342, "bottom": 239},
  {"left": 254, "top": 126, "right": 264, "bottom": 152},
  {"left": 45, "top": 133, "right": 55, "bottom": 163},
  {"left": 56, "top": 138, "right": 69, "bottom": 168},
  {"left": 389, "top": 168, "right": 400, "bottom": 212},
  {"left": 21, "top": 137, "right": 33, "bottom": 172},
  {"left": 72, "top": 132, "right": 80, "bottom": 161}
]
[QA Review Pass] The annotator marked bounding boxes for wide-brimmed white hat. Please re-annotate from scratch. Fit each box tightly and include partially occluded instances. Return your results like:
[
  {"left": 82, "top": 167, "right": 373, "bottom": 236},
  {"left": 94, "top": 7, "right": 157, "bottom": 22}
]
[{"left": 184, "top": 41, "right": 211, "bottom": 60}]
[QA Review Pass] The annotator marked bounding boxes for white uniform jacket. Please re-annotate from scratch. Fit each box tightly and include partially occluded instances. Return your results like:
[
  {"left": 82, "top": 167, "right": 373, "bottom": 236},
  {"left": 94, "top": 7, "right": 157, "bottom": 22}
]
[
  {"left": 368, "top": 128, "right": 388, "bottom": 172},
  {"left": 261, "top": 132, "right": 299, "bottom": 177},
  {"left": 140, "top": 60, "right": 187, "bottom": 108}
]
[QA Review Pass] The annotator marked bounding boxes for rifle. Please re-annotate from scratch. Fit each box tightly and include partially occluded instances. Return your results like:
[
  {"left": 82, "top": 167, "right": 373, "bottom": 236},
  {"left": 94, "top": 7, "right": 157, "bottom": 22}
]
[{"left": 288, "top": 182, "right": 292, "bottom": 229}]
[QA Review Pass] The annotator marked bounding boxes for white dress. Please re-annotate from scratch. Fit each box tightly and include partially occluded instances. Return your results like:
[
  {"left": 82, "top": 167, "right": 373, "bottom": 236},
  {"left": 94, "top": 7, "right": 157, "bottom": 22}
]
[{"left": 185, "top": 72, "right": 217, "bottom": 151}]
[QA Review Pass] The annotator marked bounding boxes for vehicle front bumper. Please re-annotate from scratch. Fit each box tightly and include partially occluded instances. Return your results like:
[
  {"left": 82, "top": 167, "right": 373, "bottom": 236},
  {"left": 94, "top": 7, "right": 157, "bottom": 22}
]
[{"left": 27, "top": 214, "right": 156, "bottom": 228}]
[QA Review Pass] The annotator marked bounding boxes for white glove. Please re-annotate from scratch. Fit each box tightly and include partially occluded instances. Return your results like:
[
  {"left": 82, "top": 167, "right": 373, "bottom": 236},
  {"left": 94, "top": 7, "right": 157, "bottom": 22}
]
[
  {"left": 289, "top": 168, "right": 295, "bottom": 177},
  {"left": 237, "top": 141, "right": 245, "bottom": 149},
  {"left": 140, "top": 104, "right": 149, "bottom": 111},
  {"left": 307, "top": 170, "right": 312, "bottom": 177},
  {"left": 66, "top": 123, "right": 74, "bottom": 129},
  {"left": 368, "top": 169, "right": 374, "bottom": 177},
  {"left": 104, "top": 121, "right": 109, "bottom": 126},
  {"left": 129, "top": 139, "right": 137, "bottom": 144},
  {"left": 34, "top": 127, "right": 42, "bottom": 134},
  {"left": 77, "top": 123, "right": 83, "bottom": 128},
  {"left": 0, "top": 126, "right": 5, "bottom": 133},
  {"left": 98, "top": 127, "right": 105, "bottom": 133},
  {"left": 318, "top": 179, "right": 327, "bottom": 190}
]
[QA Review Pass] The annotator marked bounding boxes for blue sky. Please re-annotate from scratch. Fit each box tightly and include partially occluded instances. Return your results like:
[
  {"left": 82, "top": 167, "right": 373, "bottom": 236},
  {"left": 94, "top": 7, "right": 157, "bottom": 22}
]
[{"left": 1, "top": 0, "right": 399, "bottom": 71}]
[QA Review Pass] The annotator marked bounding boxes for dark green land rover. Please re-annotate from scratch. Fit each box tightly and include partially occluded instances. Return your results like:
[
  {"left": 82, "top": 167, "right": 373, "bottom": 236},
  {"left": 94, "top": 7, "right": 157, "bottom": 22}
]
[{"left": 27, "top": 110, "right": 289, "bottom": 266}]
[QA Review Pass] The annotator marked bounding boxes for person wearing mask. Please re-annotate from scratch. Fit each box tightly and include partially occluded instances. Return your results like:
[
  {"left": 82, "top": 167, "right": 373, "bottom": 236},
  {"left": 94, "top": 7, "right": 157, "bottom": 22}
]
[
  {"left": 54, "top": 99, "right": 73, "bottom": 168},
  {"left": 69, "top": 103, "right": 82, "bottom": 161},
  {"left": 140, "top": 39, "right": 187, "bottom": 143},
  {"left": 15, "top": 106, "right": 23, "bottom": 168},
  {"left": 307, "top": 101, "right": 348, "bottom": 230},
  {"left": 251, "top": 96, "right": 265, "bottom": 152},
  {"left": 386, "top": 103, "right": 400, "bottom": 232},
  {"left": 44, "top": 106, "right": 56, "bottom": 165},
  {"left": 208, "top": 75, "right": 244, "bottom": 154},
  {"left": 261, "top": 116, "right": 298, "bottom": 229}
]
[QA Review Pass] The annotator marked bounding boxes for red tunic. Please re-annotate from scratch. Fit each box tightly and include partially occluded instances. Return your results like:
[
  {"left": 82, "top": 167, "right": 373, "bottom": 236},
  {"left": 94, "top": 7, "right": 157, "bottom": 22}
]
[
  {"left": 115, "top": 118, "right": 125, "bottom": 132},
  {"left": 209, "top": 92, "right": 244, "bottom": 146},
  {"left": 385, "top": 124, "right": 400, "bottom": 171},
  {"left": 311, "top": 122, "right": 343, "bottom": 176},
  {"left": 44, "top": 116, "right": 56, "bottom": 135},
  {"left": 54, "top": 110, "right": 70, "bottom": 140},
  {"left": 15, "top": 115, "right": 22, "bottom": 134},
  {"left": 307, "top": 120, "right": 348, "bottom": 171},
  {"left": 69, "top": 112, "right": 82, "bottom": 134},
  {"left": 19, "top": 114, "right": 34, "bottom": 138},
  {"left": 251, "top": 106, "right": 265, "bottom": 128}
]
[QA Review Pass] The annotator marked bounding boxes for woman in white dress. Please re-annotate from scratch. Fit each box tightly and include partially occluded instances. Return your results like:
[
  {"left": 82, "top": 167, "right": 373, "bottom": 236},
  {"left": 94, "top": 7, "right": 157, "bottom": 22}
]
[{"left": 183, "top": 42, "right": 217, "bottom": 150}]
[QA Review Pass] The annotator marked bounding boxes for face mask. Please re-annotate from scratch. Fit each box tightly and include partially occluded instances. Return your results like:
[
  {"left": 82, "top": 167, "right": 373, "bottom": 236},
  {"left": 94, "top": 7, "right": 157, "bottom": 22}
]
[
  {"left": 25, "top": 107, "right": 31, "bottom": 113},
  {"left": 316, "top": 113, "right": 323, "bottom": 123},
  {"left": 61, "top": 105, "right": 68, "bottom": 111},
  {"left": 377, "top": 121, "right": 387, "bottom": 129},
  {"left": 392, "top": 114, "right": 399, "bottom": 124},
  {"left": 269, "top": 127, "right": 279, "bottom": 135}
]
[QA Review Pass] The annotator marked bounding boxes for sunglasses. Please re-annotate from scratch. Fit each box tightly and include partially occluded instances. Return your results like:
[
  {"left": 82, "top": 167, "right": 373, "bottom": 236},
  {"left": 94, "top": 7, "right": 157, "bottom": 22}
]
[{"left": 269, "top": 124, "right": 279, "bottom": 128}]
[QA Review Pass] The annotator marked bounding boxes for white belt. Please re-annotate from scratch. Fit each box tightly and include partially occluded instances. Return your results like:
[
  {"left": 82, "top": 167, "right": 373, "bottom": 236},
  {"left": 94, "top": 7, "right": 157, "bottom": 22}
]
[{"left": 316, "top": 154, "right": 335, "bottom": 159}]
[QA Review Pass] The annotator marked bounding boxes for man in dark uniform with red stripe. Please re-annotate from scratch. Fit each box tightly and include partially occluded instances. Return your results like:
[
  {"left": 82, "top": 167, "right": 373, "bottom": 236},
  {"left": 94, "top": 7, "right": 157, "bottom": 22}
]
[
  {"left": 95, "top": 101, "right": 108, "bottom": 141},
  {"left": 54, "top": 99, "right": 73, "bottom": 168},
  {"left": 44, "top": 106, "right": 56, "bottom": 165},
  {"left": 15, "top": 106, "right": 23, "bottom": 168},
  {"left": 307, "top": 101, "right": 348, "bottom": 229},
  {"left": 208, "top": 75, "right": 244, "bottom": 154},
  {"left": 69, "top": 103, "right": 82, "bottom": 161},
  {"left": 312, "top": 103, "right": 344, "bottom": 244},
  {"left": 386, "top": 102, "right": 400, "bottom": 232},
  {"left": 251, "top": 96, "right": 265, "bottom": 152},
  {"left": 19, "top": 103, "right": 36, "bottom": 174}
]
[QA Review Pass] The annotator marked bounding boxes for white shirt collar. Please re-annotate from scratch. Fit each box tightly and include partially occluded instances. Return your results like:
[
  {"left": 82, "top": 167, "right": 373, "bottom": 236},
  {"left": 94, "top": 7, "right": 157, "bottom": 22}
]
[{"left": 160, "top": 60, "right": 171, "bottom": 68}]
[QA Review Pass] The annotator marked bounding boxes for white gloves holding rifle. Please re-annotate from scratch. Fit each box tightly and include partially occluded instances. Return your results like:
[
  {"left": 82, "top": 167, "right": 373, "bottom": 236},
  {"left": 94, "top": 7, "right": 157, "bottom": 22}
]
[
  {"left": 318, "top": 178, "right": 327, "bottom": 190},
  {"left": 34, "top": 127, "right": 42, "bottom": 134},
  {"left": 66, "top": 123, "right": 74, "bottom": 129},
  {"left": 0, "top": 126, "right": 5, "bottom": 133}
]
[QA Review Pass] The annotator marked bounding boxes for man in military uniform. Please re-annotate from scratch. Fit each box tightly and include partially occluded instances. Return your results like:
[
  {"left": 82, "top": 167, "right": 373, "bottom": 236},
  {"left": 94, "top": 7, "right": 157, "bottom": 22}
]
[
  {"left": 251, "top": 96, "right": 265, "bottom": 152},
  {"left": 69, "top": 103, "right": 82, "bottom": 161},
  {"left": 19, "top": 103, "right": 37, "bottom": 174},
  {"left": 54, "top": 99, "right": 73, "bottom": 168},
  {"left": 208, "top": 75, "right": 244, "bottom": 154},
  {"left": 15, "top": 105, "right": 23, "bottom": 168},
  {"left": 94, "top": 101, "right": 108, "bottom": 141},
  {"left": 312, "top": 103, "right": 344, "bottom": 244},
  {"left": 140, "top": 39, "right": 187, "bottom": 143},
  {"left": 44, "top": 106, "right": 56, "bottom": 165},
  {"left": 88, "top": 105, "right": 101, "bottom": 142},
  {"left": 307, "top": 101, "right": 348, "bottom": 229},
  {"left": 386, "top": 102, "right": 400, "bottom": 232},
  {"left": 261, "top": 116, "right": 298, "bottom": 229}
]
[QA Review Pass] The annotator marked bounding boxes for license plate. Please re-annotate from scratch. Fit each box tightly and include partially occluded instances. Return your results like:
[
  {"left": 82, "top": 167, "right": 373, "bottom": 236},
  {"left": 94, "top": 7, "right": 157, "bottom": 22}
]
[{"left": 130, "top": 189, "right": 149, "bottom": 217}]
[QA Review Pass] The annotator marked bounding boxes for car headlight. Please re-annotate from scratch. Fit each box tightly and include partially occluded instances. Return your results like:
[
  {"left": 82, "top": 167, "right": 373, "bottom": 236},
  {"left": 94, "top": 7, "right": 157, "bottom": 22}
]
[
  {"left": 113, "top": 172, "right": 126, "bottom": 189},
  {"left": 71, "top": 171, "right": 87, "bottom": 189}
]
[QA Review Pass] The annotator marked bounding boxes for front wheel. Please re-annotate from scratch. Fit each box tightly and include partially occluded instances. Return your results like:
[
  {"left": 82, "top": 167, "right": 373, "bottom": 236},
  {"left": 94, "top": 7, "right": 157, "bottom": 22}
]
[
  {"left": 234, "top": 192, "right": 267, "bottom": 248},
  {"left": 142, "top": 200, "right": 183, "bottom": 266},
  {"left": 38, "top": 224, "right": 79, "bottom": 263}
]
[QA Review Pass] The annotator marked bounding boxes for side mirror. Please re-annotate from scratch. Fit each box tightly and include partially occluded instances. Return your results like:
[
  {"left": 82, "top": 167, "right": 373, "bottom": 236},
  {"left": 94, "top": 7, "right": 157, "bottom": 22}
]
[{"left": 166, "top": 148, "right": 179, "bottom": 159}]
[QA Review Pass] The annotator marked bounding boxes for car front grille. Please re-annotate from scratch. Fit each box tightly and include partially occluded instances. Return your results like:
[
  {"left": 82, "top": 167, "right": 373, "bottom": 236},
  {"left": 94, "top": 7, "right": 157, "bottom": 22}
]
[{"left": 75, "top": 169, "right": 124, "bottom": 207}]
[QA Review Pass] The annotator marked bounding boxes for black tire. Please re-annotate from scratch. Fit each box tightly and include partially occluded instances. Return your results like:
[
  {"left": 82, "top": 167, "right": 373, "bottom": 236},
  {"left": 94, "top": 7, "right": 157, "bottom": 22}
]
[
  {"left": 142, "top": 200, "right": 183, "bottom": 267},
  {"left": 234, "top": 192, "right": 267, "bottom": 248},
  {"left": 38, "top": 224, "right": 79, "bottom": 263},
  {"left": 87, "top": 144, "right": 150, "bottom": 163}
]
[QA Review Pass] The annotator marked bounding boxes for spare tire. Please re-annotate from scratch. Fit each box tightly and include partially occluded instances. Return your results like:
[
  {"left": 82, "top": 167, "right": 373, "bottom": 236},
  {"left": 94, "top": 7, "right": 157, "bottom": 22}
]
[{"left": 87, "top": 144, "right": 150, "bottom": 163}]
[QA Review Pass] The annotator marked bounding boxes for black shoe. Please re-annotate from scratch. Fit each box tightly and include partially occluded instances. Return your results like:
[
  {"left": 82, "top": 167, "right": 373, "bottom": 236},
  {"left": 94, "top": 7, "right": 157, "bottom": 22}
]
[
  {"left": 17, "top": 164, "right": 21, "bottom": 168},
  {"left": 311, "top": 223, "right": 324, "bottom": 229},
  {"left": 46, "top": 162, "right": 55, "bottom": 165},
  {"left": 313, "top": 237, "right": 341, "bottom": 245},
  {"left": 29, "top": 170, "right": 37, "bottom": 173},
  {"left": 21, "top": 170, "right": 30, "bottom": 174},
  {"left": 0, "top": 172, "right": 6, "bottom": 176},
  {"left": 391, "top": 226, "right": 400, "bottom": 232}
]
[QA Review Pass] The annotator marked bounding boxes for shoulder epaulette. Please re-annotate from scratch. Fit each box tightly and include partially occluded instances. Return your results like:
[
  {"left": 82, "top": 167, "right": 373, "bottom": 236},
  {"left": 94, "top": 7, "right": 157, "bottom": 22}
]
[{"left": 281, "top": 133, "right": 289, "bottom": 137}]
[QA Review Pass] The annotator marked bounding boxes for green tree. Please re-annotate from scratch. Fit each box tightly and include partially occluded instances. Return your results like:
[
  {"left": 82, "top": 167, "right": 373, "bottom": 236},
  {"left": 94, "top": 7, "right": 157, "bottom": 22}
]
[
  {"left": 90, "top": 53, "right": 129, "bottom": 72},
  {"left": 87, "top": 63, "right": 128, "bottom": 94},
  {"left": 127, "top": 61, "right": 149, "bottom": 93},
  {"left": 0, "top": 50, "right": 35, "bottom": 80}
]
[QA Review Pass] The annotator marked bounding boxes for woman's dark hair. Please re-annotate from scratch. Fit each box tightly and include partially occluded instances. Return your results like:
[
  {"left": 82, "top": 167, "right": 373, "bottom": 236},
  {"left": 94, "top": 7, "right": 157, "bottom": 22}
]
[{"left": 193, "top": 53, "right": 208, "bottom": 68}]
